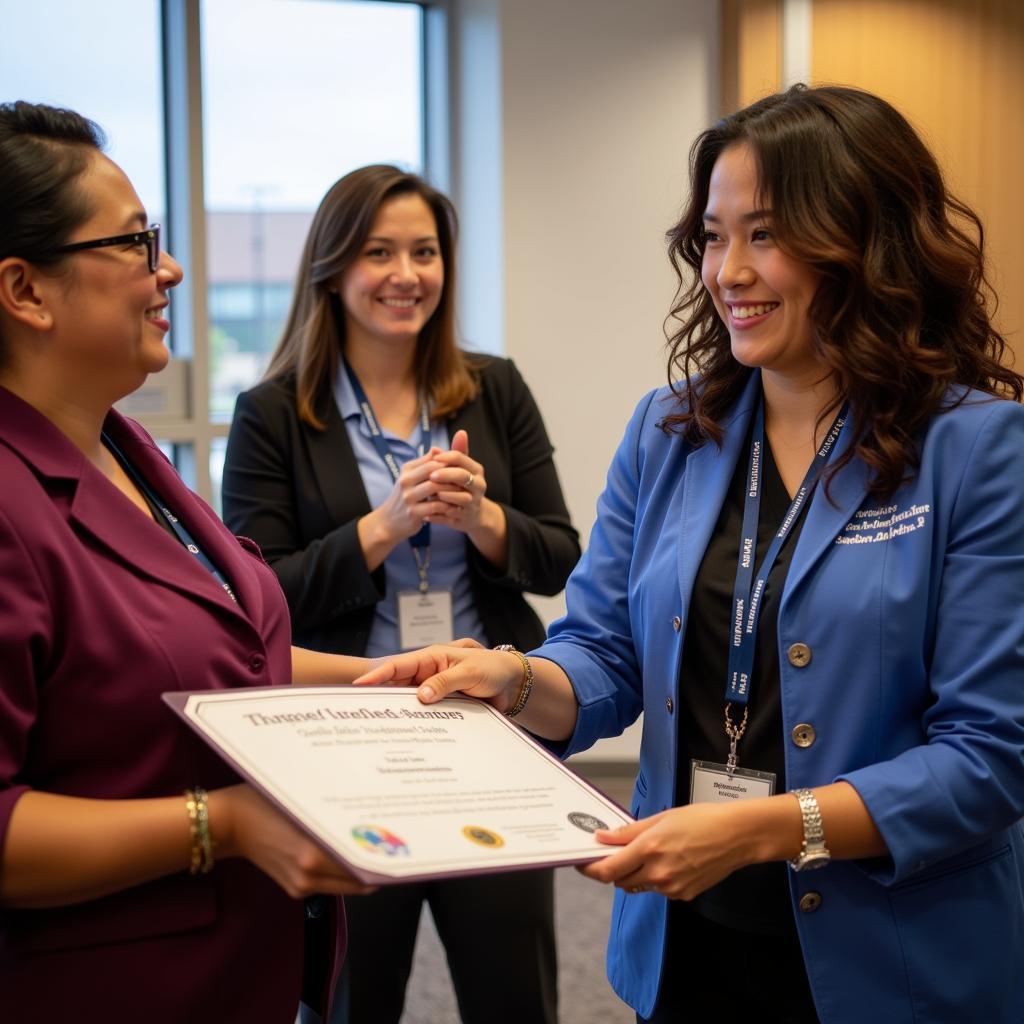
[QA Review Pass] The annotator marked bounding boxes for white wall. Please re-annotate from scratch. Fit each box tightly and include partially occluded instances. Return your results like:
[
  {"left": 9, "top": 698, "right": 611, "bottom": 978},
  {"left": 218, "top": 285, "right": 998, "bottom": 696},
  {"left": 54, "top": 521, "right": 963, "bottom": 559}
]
[{"left": 449, "top": 0, "right": 719, "bottom": 760}]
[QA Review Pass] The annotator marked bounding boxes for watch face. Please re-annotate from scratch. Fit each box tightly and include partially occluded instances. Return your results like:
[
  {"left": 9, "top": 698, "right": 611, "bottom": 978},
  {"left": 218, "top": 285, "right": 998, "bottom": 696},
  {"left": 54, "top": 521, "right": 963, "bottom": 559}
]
[{"left": 794, "top": 851, "right": 831, "bottom": 871}]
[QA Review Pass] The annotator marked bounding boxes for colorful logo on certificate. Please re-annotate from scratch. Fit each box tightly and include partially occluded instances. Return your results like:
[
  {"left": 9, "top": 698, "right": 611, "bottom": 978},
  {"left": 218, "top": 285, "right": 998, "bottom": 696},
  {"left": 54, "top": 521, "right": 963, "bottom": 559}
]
[
  {"left": 567, "top": 811, "right": 609, "bottom": 833},
  {"left": 462, "top": 825, "right": 505, "bottom": 848},
  {"left": 351, "top": 824, "right": 410, "bottom": 857}
]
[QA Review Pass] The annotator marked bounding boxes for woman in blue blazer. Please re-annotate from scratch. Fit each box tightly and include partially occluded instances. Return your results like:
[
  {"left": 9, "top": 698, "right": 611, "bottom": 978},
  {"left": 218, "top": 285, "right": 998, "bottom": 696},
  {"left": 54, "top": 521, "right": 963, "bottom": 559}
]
[{"left": 363, "top": 85, "right": 1024, "bottom": 1023}]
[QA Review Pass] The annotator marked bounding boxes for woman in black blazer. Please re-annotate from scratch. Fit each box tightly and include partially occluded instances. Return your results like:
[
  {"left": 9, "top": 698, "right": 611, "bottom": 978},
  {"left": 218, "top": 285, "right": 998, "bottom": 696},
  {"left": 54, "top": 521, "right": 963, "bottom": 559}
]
[{"left": 222, "top": 165, "right": 579, "bottom": 1024}]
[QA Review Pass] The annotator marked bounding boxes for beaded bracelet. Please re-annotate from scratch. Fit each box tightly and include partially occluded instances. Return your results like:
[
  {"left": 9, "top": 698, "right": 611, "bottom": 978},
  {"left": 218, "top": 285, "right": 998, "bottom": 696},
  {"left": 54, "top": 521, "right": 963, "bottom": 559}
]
[
  {"left": 493, "top": 645, "right": 534, "bottom": 719},
  {"left": 184, "top": 786, "right": 214, "bottom": 875}
]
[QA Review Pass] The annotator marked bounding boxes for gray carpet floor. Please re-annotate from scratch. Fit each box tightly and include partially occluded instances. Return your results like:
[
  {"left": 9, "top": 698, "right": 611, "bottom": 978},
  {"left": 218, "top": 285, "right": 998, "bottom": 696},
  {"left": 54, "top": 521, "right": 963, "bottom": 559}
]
[{"left": 398, "top": 767, "right": 637, "bottom": 1024}]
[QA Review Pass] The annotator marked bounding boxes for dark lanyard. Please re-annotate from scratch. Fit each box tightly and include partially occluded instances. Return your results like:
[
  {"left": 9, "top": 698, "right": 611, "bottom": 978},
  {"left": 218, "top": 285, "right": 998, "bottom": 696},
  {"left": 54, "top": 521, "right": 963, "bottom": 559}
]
[
  {"left": 102, "top": 432, "right": 237, "bottom": 604},
  {"left": 342, "top": 358, "right": 435, "bottom": 591},
  {"left": 722, "top": 395, "right": 847, "bottom": 766}
]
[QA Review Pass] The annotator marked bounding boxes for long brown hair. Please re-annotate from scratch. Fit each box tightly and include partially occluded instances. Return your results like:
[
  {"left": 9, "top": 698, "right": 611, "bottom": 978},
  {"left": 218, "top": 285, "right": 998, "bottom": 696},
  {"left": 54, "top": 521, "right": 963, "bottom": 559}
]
[
  {"left": 663, "top": 84, "right": 1022, "bottom": 498},
  {"left": 263, "top": 164, "right": 478, "bottom": 428}
]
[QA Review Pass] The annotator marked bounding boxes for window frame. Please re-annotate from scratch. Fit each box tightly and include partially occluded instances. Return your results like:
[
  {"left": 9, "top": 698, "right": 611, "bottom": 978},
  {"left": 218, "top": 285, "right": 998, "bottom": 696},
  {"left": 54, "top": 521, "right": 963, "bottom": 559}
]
[{"left": 128, "top": 0, "right": 444, "bottom": 501}]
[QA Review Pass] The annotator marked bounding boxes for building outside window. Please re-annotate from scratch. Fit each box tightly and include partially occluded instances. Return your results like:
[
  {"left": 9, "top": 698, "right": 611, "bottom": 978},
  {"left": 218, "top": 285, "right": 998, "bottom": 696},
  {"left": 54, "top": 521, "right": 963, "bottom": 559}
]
[{"left": 202, "top": 0, "right": 424, "bottom": 427}]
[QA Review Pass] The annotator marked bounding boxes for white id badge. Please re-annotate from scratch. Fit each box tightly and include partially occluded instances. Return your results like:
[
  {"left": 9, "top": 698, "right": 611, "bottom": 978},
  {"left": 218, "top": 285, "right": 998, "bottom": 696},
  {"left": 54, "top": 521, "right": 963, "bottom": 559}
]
[
  {"left": 689, "top": 760, "right": 776, "bottom": 804},
  {"left": 397, "top": 589, "right": 454, "bottom": 649}
]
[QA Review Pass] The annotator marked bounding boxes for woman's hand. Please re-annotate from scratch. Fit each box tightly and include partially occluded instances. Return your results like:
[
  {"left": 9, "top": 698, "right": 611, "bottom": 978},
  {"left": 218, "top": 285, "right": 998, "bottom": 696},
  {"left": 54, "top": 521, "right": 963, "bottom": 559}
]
[
  {"left": 427, "top": 430, "right": 509, "bottom": 569},
  {"left": 428, "top": 429, "right": 488, "bottom": 531},
  {"left": 358, "top": 643, "right": 579, "bottom": 742},
  {"left": 357, "top": 447, "right": 449, "bottom": 571},
  {"left": 211, "top": 785, "right": 377, "bottom": 899},
  {"left": 582, "top": 783, "right": 885, "bottom": 899},
  {"left": 579, "top": 802, "right": 770, "bottom": 901},
  {"left": 355, "top": 643, "right": 524, "bottom": 713}
]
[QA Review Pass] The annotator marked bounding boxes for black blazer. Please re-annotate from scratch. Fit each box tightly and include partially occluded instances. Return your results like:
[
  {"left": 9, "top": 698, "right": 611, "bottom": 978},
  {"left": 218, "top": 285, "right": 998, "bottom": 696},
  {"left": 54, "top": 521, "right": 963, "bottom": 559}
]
[{"left": 222, "top": 355, "right": 581, "bottom": 655}]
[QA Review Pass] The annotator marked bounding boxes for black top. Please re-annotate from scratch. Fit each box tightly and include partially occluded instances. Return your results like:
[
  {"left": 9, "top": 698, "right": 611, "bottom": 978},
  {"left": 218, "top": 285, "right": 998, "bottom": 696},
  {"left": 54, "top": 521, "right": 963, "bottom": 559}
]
[{"left": 677, "top": 427, "right": 808, "bottom": 935}]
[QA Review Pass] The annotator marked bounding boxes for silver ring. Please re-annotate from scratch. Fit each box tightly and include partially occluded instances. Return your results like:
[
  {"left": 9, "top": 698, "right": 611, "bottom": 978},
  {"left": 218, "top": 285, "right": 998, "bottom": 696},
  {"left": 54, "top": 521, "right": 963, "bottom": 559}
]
[
  {"left": 626, "top": 885, "right": 647, "bottom": 895},
  {"left": 465, "top": 472, "right": 475, "bottom": 488}
]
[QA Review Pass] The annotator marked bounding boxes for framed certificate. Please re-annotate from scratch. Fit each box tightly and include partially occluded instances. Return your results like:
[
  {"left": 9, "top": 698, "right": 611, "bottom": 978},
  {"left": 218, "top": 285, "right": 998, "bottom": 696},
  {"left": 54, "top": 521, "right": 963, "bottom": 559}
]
[{"left": 164, "top": 686, "right": 633, "bottom": 884}]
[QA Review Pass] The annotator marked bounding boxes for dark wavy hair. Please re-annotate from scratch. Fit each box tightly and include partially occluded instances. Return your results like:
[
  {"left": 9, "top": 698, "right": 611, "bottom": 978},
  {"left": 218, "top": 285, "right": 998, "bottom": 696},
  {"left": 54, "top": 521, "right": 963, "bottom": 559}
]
[
  {"left": 663, "top": 84, "right": 1022, "bottom": 498},
  {"left": 263, "top": 164, "right": 478, "bottom": 429}
]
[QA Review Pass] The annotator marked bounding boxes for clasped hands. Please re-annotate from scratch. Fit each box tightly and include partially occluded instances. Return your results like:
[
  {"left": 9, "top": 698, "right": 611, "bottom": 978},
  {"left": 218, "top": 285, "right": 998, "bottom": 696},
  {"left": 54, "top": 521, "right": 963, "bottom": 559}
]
[{"left": 377, "top": 428, "right": 490, "bottom": 543}]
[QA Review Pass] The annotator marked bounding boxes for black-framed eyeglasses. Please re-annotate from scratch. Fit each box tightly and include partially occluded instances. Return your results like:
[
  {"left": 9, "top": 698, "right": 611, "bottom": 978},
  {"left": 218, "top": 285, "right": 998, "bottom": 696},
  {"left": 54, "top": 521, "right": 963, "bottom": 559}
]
[{"left": 51, "top": 224, "right": 161, "bottom": 273}]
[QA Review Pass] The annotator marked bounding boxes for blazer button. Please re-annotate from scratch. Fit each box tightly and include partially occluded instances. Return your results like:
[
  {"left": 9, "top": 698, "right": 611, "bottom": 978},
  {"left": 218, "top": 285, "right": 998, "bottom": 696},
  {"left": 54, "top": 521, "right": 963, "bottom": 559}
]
[
  {"left": 787, "top": 642, "right": 812, "bottom": 668},
  {"left": 791, "top": 723, "right": 816, "bottom": 748},
  {"left": 671, "top": 616, "right": 682, "bottom": 632},
  {"left": 799, "top": 891, "right": 822, "bottom": 913},
  {"left": 248, "top": 652, "right": 266, "bottom": 673},
  {"left": 665, "top": 697, "right": 674, "bottom": 714}
]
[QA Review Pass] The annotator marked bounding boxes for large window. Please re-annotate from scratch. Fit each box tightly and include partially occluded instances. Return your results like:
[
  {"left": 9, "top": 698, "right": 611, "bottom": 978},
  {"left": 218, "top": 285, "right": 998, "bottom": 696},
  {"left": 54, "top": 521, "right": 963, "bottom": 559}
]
[
  {"left": 1, "top": 0, "right": 429, "bottom": 506},
  {"left": 0, "top": 1, "right": 188, "bottom": 471},
  {"left": 202, "top": 0, "right": 424, "bottom": 423},
  {"left": 0, "top": 0, "right": 166, "bottom": 238}
]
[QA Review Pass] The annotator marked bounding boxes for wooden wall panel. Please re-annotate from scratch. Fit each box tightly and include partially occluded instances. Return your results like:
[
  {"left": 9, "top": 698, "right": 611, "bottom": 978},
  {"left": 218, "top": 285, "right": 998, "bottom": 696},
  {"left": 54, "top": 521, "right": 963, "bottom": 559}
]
[
  {"left": 721, "top": 0, "right": 782, "bottom": 113},
  {"left": 811, "top": 0, "right": 1024, "bottom": 351}
]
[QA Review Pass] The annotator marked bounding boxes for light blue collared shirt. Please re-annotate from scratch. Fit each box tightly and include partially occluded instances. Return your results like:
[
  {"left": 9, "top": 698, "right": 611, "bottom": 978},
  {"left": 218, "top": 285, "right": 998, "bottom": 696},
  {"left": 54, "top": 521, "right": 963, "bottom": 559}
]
[{"left": 334, "top": 366, "right": 486, "bottom": 656}]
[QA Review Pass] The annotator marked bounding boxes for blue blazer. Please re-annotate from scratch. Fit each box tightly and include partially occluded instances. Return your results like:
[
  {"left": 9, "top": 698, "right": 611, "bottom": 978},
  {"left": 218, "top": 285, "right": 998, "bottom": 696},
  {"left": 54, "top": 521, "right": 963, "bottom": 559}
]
[{"left": 539, "top": 372, "right": 1024, "bottom": 1023}]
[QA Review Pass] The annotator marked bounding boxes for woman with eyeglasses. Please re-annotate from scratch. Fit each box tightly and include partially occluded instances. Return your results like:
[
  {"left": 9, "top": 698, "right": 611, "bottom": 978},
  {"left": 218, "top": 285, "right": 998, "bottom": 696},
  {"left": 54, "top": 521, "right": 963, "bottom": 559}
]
[
  {"left": 0, "top": 101, "right": 398, "bottom": 1022},
  {"left": 221, "top": 164, "right": 579, "bottom": 1024}
]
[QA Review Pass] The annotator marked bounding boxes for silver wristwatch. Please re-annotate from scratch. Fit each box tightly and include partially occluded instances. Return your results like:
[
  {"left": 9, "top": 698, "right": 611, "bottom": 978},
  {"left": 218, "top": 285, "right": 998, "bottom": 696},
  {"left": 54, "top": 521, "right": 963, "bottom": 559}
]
[{"left": 790, "top": 788, "right": 831, "bottom": 871}]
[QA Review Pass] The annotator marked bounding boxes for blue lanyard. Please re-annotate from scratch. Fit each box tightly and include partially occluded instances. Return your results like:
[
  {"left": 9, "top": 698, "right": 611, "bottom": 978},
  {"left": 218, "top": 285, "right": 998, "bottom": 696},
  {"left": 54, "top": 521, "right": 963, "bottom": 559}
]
[
  {"left": 342, "top": 358, "right": 436, "bottom": 592},
  {"left": 102, "top": 433, "right": 237, "bottom": 604},
  {"left": 722, "top": 395, "right": 847, "bottom": 767},
  {"left": 342, "top": 358, "right": 432, "bottom": 547}
]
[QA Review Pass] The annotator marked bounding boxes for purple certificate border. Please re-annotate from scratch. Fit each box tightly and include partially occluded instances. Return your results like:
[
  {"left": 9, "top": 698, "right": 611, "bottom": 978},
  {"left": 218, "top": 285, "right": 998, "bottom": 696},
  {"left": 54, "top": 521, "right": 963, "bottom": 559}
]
[{"left": 163, "top": 686, "right": 634, "bottom": 885}]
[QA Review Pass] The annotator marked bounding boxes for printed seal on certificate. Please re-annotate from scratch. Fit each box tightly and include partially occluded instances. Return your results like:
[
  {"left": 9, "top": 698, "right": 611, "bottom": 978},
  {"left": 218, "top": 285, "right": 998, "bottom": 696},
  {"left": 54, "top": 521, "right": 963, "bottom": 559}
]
[
  {"left": 567, "top": 812, "right": 609, "bottom": 833},
  {"left": 462, "top": 826, "right": 505, "bottom": 848}
]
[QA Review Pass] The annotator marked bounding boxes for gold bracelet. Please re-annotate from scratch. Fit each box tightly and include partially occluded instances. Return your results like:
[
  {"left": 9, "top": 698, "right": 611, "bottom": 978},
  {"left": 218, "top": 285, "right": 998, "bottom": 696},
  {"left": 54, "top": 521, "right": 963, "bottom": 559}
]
[
  {"left": 493, "top": 645, "right": 534, "bottom": 718},
  {"left": 184, "top": 787, "right": 214, "bottom": 875}
]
